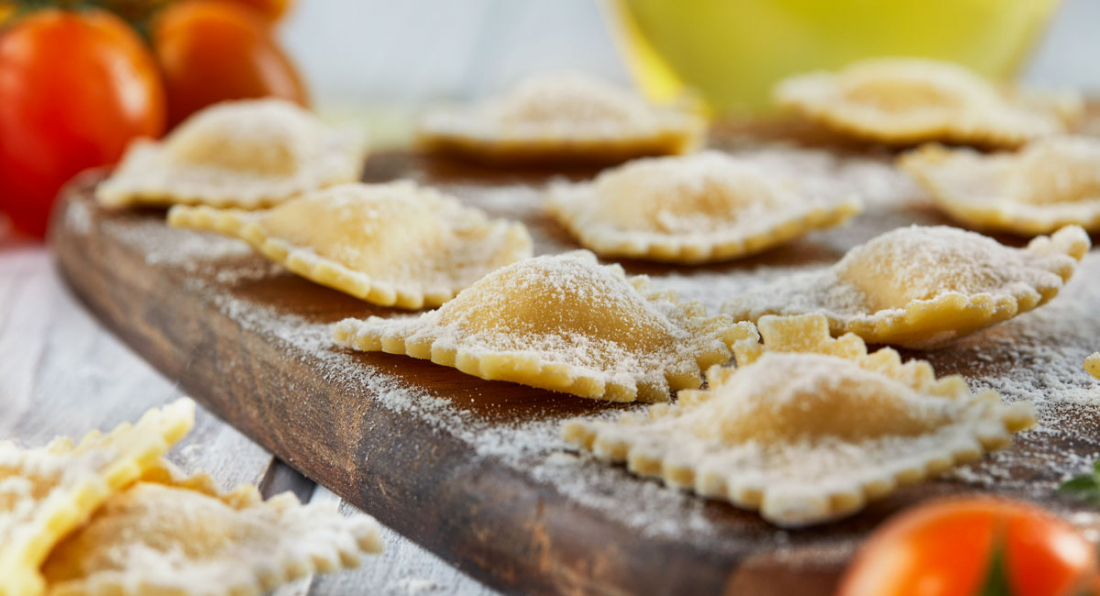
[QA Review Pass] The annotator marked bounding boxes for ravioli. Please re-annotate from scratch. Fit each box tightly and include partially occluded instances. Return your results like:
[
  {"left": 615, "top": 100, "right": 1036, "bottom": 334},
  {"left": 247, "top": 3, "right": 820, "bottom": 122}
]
[
  {"left": 775, "top": 57, "right": 1081, "bottom": 148},
  {"left": 1087, "top": 353, "right": 1100, "bottom": 380},
  {"left": 97, "top": 99, "right": 367, "bottom": 209},
  {"left": 41, "top": 460, "right": 382, "bottom": 596},
  {"left": 168, "top": 182, "right": 533, "bottom": 309},
  {"left": 0, "top": 399, "right": 195, "bottom": 596},
  {"left": 545, "top": 151, "right": 861, "bottom": 263},
  {"left": 563, "top": 314, "right": 1035, "bottom": 527},
  {"left": 417, "top": 72, "right": 705, "bottom": 166},
  {"left": 900, "top": 137, "right": 1100, "bottom": 235},
  {"left": 334, "top": 251, "right": 755, "bottom": 402},
  {"left": 722, "top": 225, "right": 1090, "bottom": 349}
]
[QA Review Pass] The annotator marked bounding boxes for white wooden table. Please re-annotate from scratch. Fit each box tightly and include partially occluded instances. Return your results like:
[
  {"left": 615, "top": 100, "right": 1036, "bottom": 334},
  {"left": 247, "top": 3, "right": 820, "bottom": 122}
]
[{"left": 0, "top": 239, "right": 499, "bottom": 596}]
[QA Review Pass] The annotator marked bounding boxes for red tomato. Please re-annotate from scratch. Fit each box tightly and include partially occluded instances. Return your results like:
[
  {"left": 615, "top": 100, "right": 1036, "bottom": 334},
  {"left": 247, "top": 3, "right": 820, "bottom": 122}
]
[
  {"left": 0, "top": 9, "right": 165, "bottom": 238},
  {"left": 153, "top": 0, "right": 308, "bottom": 128},
  {"left": 838, "top": 497, "right": 1097, "bottom": 596}
]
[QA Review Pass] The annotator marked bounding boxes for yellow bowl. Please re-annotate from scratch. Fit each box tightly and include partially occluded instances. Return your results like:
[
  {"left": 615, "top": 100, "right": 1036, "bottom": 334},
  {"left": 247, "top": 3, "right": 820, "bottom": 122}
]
[{"left": 605, "top": 0, "right": 1061, "bottom": 116}]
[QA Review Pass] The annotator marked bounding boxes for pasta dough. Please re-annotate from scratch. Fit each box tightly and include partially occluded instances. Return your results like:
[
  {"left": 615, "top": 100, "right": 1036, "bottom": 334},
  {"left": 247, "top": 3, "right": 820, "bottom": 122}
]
[
  {"left": 0, "top": 399, "right": 195, "bottom": 596},
  {"left": 97, "top": 99, "right": 367, "bottom": 209},
  {"left": 1, "top": 403, "right": 382, "bottom": 596},
  {"left": 335, "top": 251, "right": 756, "bottom": 402},
  {"left": 417, "top": 72, "right": 705, "bottom": 165},
  {"left": 544, "top": 151, "right": 861, "bottom": 263},
  {"left": 722, "top": 225, "right": 1090, "bottom": 348},
  {"left": 563, "top": 314, "right": 1035, "bottom": 526},
  {"left": 900, "top": 136, "right": 1100, "bottom": 235},
  {"left": 41, "top": 461, "right": 382, "bottom": 596},
  {"left": 775, "top": 58, "right": 1080, "bottom": 148},
  {"left": 168, "top": 182, "right": 533, "bottom": 309}
]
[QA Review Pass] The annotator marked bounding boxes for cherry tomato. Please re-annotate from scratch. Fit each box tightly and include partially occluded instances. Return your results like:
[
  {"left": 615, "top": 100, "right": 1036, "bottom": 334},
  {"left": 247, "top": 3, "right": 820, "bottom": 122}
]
[
  {"left": 838, "top": 497, "right": 1097, "bottom": 596},
  {"left": 153, "top": 0, "right": 307, "bottom": 128},
  {"left": 0, "top": 9, "right": 165, "bottom": 238}
]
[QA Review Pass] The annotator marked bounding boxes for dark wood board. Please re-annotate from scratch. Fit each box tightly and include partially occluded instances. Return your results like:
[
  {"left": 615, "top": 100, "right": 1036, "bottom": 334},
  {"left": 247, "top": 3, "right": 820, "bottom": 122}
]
[{"left": 49, "top": 125, "right": 1100, "bottom": 596}]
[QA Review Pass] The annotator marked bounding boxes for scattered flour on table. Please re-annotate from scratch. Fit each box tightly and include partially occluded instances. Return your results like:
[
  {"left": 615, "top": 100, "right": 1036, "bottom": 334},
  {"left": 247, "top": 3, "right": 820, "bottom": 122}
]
[
  {"left": 204, "top": 290, "right": 471, "bottom": 435},
  {"left": 384, "top": 577, "right": 441, "bottom": 596},
  {"left": 107, "top": 219, "right": 253, "bottom": 269},
  {"left": 63, "top": 199, "right": 93, "bottom": 235},
  {"left": 470, "top": 413, "right": 720, "bottom": 538},
  {"left": 652, "top": 263, "right": 828, "bottom": 314},
  {"left": 449, "top": 185, "right": 545, "bottom": 220}
]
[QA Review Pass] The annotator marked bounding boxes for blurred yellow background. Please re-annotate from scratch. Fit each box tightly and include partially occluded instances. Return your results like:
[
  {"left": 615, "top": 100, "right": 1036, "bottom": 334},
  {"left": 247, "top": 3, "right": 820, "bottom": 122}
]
[{"left": 607, "top": 0, "right": 1060, "bottom": 114}]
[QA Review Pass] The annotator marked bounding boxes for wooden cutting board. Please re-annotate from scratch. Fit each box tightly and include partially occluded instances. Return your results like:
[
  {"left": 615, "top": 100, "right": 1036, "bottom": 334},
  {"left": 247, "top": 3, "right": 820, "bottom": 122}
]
[{"left": 49, "top": 126, "right": 1100, "bottom": 596}]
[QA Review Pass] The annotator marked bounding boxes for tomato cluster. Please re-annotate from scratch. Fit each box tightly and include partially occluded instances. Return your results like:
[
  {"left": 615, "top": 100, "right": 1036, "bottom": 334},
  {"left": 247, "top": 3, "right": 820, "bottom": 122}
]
[{"left": 0, "top": 0, "right": 306, "bottom": 238}]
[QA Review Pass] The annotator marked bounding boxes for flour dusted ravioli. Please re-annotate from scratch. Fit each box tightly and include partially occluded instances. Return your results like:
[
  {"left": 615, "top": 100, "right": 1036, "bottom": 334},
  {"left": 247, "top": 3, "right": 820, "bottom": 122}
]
[
  {"left": 722, "top": 225, "right": 1090, "bottom": 349},
  {"left": 168, "top": 182, "right": 533, "bottom": 309},
  {"left": 335, "top": 251, "right": 755, "bottom": 402},
  {"left": 97, "top": 99, "right": 367, "bottom": 209},
  {"left": 775, "top": 58, "right": 1081, "bottom": 148},
  {"left": 0, "top": 399, "right": 195, "bottom": 596},
  {"left": 545, "top": 151, "right": 861, "bottom": 263},
  {"left": 418, "top": 73, "right": 705, "bottom": 165},
  {"left": 1087, "top": 353, "right": 1100, "bottom": 380},
  {"left": 41, "top": 460, "right": 382, "bottom": 596},
  {"left": 563, "top": 315, "right": 1035, "bottom": 526},
  {"left": 900, "top": 137, "right": 1100, "bottom": 235}
]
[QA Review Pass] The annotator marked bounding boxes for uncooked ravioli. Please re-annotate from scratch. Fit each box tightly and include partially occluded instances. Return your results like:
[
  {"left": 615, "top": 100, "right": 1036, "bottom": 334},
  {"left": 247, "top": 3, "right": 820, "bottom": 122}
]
[
  {"left": 167, "top": 181, "right": 533, "bottom": 309},
  {"left": 544, "top": 151, "right": 861, "bottom": 263},
  {"left": 334, "top": 251, "right": 755, "bottom": 402},
  {"left": 41, "top": 460, "right": 382, "bottom": 596},
  {"left": 900, "top": 136, "right": 1100, "bottom": 235},
  {"left": 722, "top": 225, "right": 1090, "bottom": 348},
  {"left": 563, "top": 314, "right": 1034, "bottom": 527},
  {"left": 0, "top": 399, "right": 195, "bottom": 596},
  {"left": 417, "top": 72, "right": 705, "bottom": 165},
  {"left": 97, "top": 99, "right": 367, "bottom": 209},
  {"left": 775, "top": 57, "right": 1080, "bottom": 148}
]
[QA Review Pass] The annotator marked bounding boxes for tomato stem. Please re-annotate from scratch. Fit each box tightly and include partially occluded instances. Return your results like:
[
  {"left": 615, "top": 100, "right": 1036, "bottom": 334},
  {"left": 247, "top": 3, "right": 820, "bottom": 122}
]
[
  {"left": 8, "top": 0, "right": 174, "bottom": 40},
  {"left": 979, "top": 542, "right": 1017, "bottom": 596}
]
